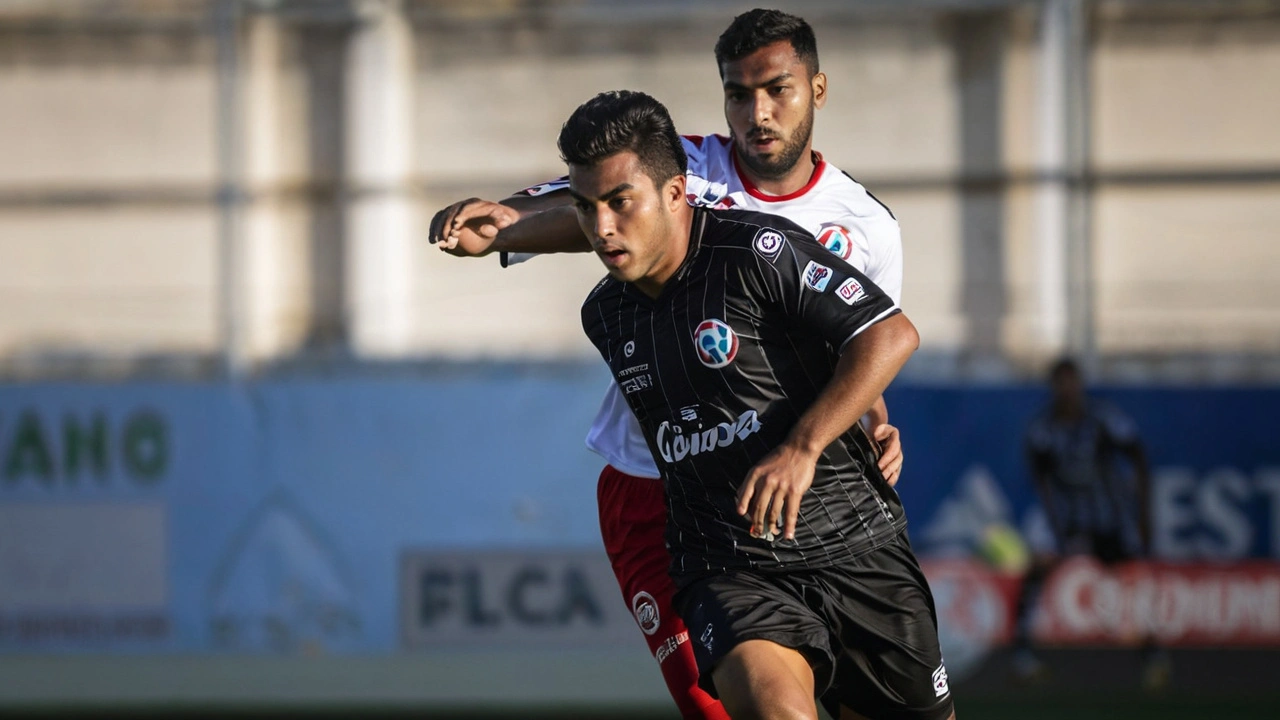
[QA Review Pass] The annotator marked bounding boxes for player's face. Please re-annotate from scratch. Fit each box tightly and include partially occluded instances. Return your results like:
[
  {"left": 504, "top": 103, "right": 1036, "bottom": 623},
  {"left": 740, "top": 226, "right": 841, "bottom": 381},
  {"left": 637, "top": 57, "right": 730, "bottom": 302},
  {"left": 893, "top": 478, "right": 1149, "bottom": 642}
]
[
  {"left": 721, "top": 40, "right": 827, "bottom": 180},
  {"left": 569, "top": 151, "right": 687, "bottom": 296},
  {"left": 1052, "top": 366, "right": 1084, "bottom": 406}
]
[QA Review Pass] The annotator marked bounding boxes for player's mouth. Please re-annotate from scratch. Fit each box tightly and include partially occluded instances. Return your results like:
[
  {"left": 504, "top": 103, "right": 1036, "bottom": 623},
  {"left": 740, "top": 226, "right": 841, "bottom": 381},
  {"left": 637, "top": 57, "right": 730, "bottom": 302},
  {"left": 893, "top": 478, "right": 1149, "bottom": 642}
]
[
  {"left": 747, "top": 131, "right": 781, "bottom": 152},
  {"left": 598, "top": 246, "right": 629, "bottom": 267}
]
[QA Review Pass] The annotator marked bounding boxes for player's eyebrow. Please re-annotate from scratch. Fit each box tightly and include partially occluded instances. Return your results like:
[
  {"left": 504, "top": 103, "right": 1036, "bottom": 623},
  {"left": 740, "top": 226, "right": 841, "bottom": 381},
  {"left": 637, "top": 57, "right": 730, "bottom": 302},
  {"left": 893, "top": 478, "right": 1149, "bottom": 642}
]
[
  {"left": 569, "top": 183, "right": 635, "bottom": 204},
  {"left": 723, "top": 73, "right": 794, "bottom": 92}
]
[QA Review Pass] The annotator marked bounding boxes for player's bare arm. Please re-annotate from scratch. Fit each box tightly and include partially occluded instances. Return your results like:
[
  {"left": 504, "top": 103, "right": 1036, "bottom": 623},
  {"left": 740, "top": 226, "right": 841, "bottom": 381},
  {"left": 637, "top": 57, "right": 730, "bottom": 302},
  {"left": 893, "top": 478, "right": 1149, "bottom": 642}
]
[
  {"left": 737, "top": 312, "right": 920, "bottom": 540},
  {"left": 860, "top": 396, "right": 903, "bottom": 487},
  {"left": 429, "top": 190, "right": 592, "bottom": 257}
]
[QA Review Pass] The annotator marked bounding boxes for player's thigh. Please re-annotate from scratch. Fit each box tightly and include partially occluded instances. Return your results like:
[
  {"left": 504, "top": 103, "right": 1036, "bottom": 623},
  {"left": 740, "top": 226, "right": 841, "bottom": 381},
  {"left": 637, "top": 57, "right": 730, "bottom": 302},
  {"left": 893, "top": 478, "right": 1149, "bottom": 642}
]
[
  {"left": 712, "top": 638, "right": 819, "bottom": 720},
  {"left": 675, "top": 571, "right": 837, "bottom": 700},
  {"left": 821, "top": 534, "right": 955, "bottom": 720},
  {"left": 596, "top": 466, "right": 685, "bottom": 646}
]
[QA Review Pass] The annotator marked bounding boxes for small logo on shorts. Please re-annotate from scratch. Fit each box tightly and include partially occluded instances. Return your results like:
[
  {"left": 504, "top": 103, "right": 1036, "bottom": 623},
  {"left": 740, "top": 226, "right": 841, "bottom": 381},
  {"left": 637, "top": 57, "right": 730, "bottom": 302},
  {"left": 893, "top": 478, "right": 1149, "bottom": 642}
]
[
  {"left": 700, "top": 623, "right": 714, "bottom": 654},
  {"left": 632, "top": 591, "right": 660, "bottom": 636},
  {"left": 753, "top": 228, "right": 786, "bottom": 260},
  {"left": 623, "top": 340, "right": 636, "bottom": 357},
  {"left": 932, "top": 662, "right": 950, "bottom": 697}
]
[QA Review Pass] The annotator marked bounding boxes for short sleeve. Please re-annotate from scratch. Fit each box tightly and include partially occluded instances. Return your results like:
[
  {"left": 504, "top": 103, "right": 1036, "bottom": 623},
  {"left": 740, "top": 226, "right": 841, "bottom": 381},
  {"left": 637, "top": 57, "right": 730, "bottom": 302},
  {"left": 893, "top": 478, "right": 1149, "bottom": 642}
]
[
  {"left": 1097, "top": 402, "right": 1140, "bottom": 446},
  {"left": 754, "top": 225, "right": 900, "bottom": 352},
  {"left": 854, "top": 212, "right": 904, "bottom": 306}
]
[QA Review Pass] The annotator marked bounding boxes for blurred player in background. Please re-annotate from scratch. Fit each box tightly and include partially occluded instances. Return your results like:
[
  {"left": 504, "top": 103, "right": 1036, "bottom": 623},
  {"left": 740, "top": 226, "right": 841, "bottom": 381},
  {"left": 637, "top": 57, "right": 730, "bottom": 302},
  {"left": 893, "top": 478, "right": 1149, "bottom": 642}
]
[
  {"left": 1014, "top": 356, "right": 1168, "bottom": 689},
  {"left": 566, "top": 88, "right": 950, "bottom": 720},
  {"left": 429, "top": 10, "right": 908, "bottom": 718}
]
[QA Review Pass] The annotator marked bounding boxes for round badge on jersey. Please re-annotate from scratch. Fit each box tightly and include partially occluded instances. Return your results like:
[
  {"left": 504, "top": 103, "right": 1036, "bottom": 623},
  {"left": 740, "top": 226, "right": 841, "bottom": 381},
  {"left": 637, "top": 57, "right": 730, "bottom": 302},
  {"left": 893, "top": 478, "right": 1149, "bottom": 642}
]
[
  {"left": 693, "top": 319, "right": 739, "bottom": 368},
  {"left": 753, "top": 228, "right": 786, "bottom": 260},
  {"left": 624, "top": 340, "right": 636, "bottom": 357},
  {"left": 632, "top": 591, "right": 660, "bottom": 635},
  {"left": 816, "top": 224, "right": 854, "bottom": 261}
]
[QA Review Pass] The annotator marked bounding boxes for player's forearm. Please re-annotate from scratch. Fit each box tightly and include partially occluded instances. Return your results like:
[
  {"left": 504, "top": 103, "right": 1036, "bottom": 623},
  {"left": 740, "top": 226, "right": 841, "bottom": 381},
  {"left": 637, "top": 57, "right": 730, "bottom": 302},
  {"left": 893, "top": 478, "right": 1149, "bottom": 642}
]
[
  {"left": 493, "top": 205, "right": 592, "bottom": 255},
  {"left": 861, "top": 395, "right": 889, "bottom": 431},
  {"left": 784, "top": 313, "right": 918, "bottom": 459}
]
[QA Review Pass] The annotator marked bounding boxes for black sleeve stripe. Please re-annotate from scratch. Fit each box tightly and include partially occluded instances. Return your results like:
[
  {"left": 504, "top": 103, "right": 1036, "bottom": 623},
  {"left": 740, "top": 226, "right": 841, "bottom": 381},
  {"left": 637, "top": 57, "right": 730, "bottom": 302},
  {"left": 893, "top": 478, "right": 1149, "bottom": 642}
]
[{"left": 839, "top": 170, "right": 896, "bottom": 221}]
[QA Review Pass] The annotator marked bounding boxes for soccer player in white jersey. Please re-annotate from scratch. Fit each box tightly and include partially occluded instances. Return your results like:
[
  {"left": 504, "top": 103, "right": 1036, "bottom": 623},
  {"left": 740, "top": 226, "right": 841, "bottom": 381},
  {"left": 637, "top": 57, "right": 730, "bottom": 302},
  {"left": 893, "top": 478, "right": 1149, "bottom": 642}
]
[{"left": 430, "top": 10, "right": 908, "bottom": 719}]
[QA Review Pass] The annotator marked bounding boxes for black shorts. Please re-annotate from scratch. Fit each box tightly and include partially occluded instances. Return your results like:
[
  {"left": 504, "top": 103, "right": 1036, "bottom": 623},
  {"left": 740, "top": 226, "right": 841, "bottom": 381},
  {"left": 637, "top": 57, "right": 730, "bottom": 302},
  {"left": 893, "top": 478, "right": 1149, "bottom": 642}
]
[{"left": 673, "top": 530, "right": 953, "bottom": 720}]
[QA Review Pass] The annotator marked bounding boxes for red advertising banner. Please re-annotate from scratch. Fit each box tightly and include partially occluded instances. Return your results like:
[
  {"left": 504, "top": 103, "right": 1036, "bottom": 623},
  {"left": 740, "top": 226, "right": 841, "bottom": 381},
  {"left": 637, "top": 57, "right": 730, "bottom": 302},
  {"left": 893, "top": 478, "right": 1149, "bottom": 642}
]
[
  {"left": 922, "top": 558, "right": 1280, "bottom": 681},
  {"left": 1038, "top": 557, "right": 1280, "bottom": 646}
]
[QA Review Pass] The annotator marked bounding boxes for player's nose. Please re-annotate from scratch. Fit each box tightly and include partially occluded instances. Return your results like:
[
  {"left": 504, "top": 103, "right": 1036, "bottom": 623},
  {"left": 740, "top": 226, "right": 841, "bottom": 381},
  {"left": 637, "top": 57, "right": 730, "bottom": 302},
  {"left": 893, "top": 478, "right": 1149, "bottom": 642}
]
[
  {"left": 750, "top": 92, "right": 772, "bottom": 125},
  {"left": 594, "top": 210, "right": 616, "bottom": 239}
]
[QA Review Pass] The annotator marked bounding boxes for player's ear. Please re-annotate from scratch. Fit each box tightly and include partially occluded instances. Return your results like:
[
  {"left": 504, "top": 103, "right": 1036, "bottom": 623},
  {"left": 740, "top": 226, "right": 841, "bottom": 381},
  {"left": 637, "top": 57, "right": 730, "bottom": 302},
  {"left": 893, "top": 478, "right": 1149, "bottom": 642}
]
[
  {"left": 665, "top": 173, "right": 686, "bottom": 211},
  {"left": 811, "top": 71, "right": 827, "bottom": 110}
]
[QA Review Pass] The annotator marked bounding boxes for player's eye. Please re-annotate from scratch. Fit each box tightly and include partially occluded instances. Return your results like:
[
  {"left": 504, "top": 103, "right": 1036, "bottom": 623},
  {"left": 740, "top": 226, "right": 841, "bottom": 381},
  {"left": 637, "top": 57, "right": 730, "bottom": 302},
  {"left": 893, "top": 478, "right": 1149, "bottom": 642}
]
[
  {"left": 727, "top": 91, "right": 747, "bottom": 102},
  {"left": 610, "top": 197, "right": 630, "bottom": 211},
  {"left": 770, "top": 85, "right": 789, "bottom": 96}
]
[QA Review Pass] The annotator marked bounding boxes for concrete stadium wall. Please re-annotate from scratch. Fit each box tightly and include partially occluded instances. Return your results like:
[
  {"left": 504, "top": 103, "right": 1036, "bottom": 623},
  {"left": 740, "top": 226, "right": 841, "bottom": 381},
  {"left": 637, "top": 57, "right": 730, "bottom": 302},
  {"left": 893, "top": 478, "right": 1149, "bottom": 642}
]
[{"left": 0, "top": 1, "right": 1276, "bottom": 372}]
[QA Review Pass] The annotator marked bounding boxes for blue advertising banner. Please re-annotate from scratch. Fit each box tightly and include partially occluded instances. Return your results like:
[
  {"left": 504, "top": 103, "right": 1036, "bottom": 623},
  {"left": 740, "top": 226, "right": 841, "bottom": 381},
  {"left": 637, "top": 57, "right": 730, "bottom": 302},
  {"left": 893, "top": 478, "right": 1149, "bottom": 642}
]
[
  {"left": 1, "top": 370, "right": 1277, "bottom": 667},
  {"left": 887, "top": 385, "right": 1280, "bottom": 563}
]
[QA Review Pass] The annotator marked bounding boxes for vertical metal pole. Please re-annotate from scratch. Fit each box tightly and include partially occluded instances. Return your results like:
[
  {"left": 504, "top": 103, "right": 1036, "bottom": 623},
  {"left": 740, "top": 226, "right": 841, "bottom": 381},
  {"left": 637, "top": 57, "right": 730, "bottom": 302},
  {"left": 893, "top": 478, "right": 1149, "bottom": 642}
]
[
  {"left": 1035, "top": 0, "right": 1070, "bottom": 362},
  {"left": 215, "top": 0, "right": 245, "bottom": 379},
  {"left": 1036, "top": 0, "right": 1094, "bottom": 370},
  {"left": 1065, "top": 0, "right": 1096, "bottom": 371}
]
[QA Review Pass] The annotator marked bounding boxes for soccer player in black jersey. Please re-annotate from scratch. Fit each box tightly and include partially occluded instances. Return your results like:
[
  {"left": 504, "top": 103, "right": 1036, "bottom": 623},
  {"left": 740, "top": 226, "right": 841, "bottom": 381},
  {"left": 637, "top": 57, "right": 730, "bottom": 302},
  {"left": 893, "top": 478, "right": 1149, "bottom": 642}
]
[{"left": 566, "top": 89, "right": 955, "bottom": 720}]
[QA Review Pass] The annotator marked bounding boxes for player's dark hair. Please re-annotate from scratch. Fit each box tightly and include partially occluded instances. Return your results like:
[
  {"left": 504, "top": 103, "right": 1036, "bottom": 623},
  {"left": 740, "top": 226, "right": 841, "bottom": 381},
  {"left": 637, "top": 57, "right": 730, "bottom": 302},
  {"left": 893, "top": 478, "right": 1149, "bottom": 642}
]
[
  {"left": 714, "top": 8, "right": 819, "bottom": 78},
  {"left": 558, "top": 90, "right": 687, "bottom": 188},
  {"left": 1050, "top": 356, "right": 1080, "bottom": 382}
]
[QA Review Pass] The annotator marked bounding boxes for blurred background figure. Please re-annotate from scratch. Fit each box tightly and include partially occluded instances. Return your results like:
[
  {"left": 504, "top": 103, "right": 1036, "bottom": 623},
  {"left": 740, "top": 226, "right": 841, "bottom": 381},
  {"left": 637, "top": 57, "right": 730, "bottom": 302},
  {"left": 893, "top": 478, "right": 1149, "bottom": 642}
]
[{"left": 1014, "top": 356, "right": 1165, "bottom": 689}]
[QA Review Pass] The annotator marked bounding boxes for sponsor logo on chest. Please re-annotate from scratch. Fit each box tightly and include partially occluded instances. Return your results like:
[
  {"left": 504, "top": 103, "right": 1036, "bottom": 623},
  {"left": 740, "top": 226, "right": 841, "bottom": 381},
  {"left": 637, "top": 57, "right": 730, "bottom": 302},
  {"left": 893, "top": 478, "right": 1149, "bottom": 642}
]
[{"left": 656, "top": 408, "right": 762, "bottom": 464}]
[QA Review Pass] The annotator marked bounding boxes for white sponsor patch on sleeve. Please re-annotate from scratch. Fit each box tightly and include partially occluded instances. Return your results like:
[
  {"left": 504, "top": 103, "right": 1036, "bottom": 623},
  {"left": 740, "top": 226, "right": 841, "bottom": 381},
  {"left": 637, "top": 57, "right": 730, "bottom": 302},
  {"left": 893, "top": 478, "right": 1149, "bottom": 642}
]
[
  {"left": 803, "top": 261, "right": 833, "bottom": 292},
  {"left": 836, "top": 277, "right": 867, "bottom": 305}
]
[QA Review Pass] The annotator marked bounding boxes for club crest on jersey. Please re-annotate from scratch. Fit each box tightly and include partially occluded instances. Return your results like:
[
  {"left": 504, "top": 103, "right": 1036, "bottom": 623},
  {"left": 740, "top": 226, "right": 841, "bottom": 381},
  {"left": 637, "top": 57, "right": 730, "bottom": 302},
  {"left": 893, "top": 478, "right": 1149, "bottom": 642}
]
[
  {"left": 624, "top": 340, "right": 636, "bottom": 357},
  {"left": 817, "top": 223, "right": 855, "bottom": 261},
  {"left": 693, "top": 319, "right": 738, "bottom": 368},
  {"left": 836, "top": 277, "right": 867, "bottom": 305},
  {"left": 752, "top": 228, "right": 786, "bottom": 260},
  {"left": 632, "top": 591, "right": 660, "bottom": 636},
  {"left": 803, "top": 261, "right": 833, "bottom": 292}
]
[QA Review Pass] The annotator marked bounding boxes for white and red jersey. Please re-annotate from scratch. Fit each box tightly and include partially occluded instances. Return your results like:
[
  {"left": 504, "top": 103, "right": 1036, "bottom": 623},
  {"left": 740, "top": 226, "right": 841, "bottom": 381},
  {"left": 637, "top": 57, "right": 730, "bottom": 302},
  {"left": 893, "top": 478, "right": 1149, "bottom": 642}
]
[{"left": 513, "top": 133, "right": 903, "bottom": 480}]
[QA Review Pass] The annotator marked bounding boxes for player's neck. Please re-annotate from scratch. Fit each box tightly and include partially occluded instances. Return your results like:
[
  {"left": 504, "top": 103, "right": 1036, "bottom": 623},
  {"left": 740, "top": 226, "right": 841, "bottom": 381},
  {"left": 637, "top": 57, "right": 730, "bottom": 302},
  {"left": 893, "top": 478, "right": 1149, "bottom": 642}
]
[
  {"left": 1052, "top": 398, "right": 1085, "bottom": 421},
  {"left": 635, "top": 205, "right": 695, "bottom": 299},
  {"left": 742, "top": 148, "right": 819, "bottom": 198}
]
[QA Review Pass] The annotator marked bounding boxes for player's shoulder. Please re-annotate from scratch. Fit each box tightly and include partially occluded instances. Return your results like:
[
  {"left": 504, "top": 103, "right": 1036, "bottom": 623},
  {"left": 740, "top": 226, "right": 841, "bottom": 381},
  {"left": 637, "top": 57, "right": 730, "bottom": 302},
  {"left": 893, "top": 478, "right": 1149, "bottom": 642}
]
[
  {"left": 702, "top": 207, "right": 812, "bottom": 242},
  {"left": 699, "top": 208, "right": 816, "bottom": 258},
  {"left": 681, "top": 133, "right": 732, "bottom": 153},
  {"left": 1087, "top": 398, "right": 1140, "bottom": 437},
  {"left": 1026, "top": 407, "right": 1057, "bottom": 445},
  {"left": 581, "top": 275, "right": 628, "bottom": 341},
  {"left": 584, "top": 273, "right": 624, "bottom": 304},
  {"left": 814, "top": 158, "right": 898, "bottom": 222}
]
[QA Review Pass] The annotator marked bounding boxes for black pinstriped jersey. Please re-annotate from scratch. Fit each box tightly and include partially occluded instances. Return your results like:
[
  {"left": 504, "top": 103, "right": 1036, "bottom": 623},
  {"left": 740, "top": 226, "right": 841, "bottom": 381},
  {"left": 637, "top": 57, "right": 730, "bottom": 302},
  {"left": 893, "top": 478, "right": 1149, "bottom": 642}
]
[{"left": 581, "top": 207, "right": 908, "bottom": 586}]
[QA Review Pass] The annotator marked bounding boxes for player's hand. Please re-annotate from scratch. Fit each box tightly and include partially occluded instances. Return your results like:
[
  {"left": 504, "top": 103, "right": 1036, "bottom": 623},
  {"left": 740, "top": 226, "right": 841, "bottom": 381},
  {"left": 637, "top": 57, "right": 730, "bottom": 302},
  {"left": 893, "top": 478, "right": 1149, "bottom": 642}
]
[
  {"left": 873, "top": 423, "right": 903, "bottom": 487},
  {"left": 427, "top": 198, "right": 520, "bottom": 256},
  {"left": 736, "top": 444, "right": 818, "bottom": 542}
]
